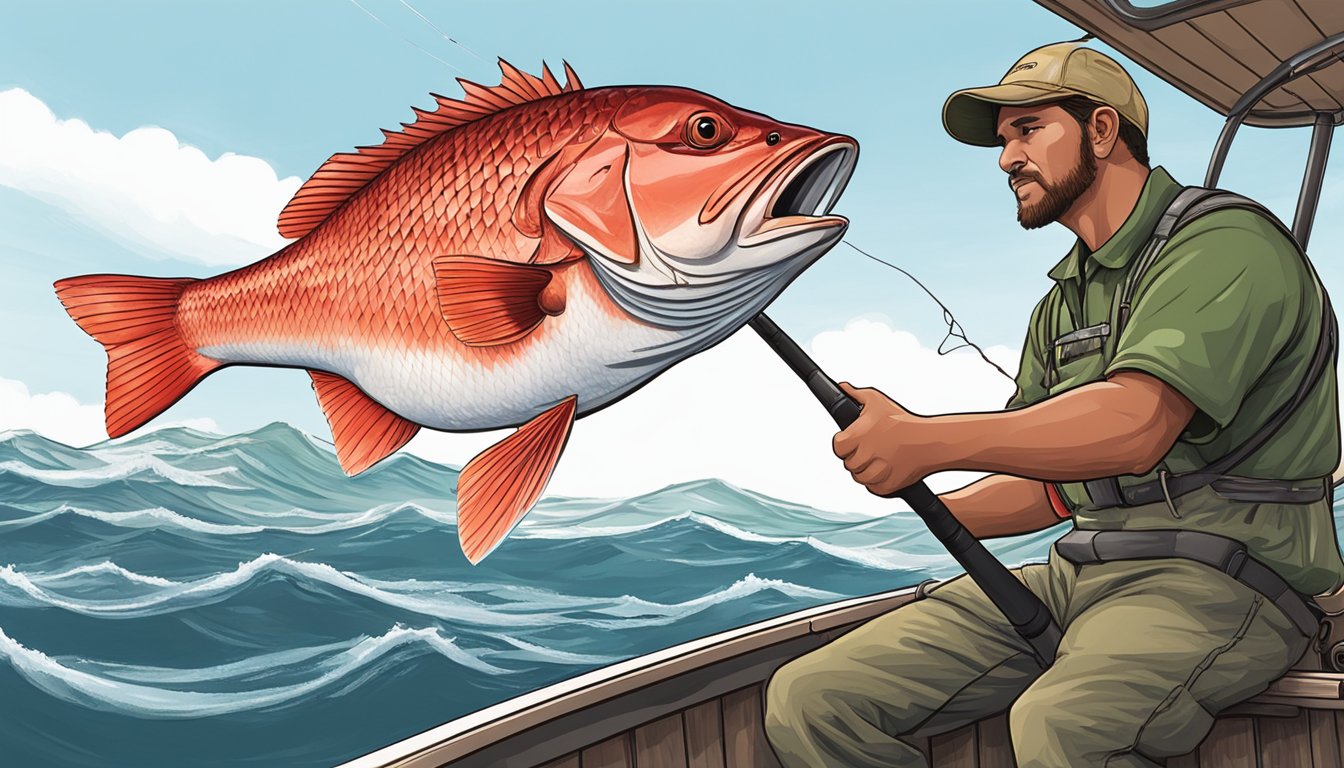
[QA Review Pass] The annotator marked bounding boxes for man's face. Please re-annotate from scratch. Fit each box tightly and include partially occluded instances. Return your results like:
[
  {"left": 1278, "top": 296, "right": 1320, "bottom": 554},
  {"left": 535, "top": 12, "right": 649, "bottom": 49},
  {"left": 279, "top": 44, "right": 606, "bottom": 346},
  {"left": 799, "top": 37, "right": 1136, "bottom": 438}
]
[{"left": 995, "top": 103, "right": 1096, "bottom": 229}]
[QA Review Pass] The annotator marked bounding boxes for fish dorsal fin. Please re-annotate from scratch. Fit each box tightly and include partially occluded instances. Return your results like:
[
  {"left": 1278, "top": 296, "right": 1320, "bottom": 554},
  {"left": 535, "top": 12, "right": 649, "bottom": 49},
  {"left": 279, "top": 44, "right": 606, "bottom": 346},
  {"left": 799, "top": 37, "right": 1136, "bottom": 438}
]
[{"left": 277, "top": 60, "right": 584, "bottom": 240}]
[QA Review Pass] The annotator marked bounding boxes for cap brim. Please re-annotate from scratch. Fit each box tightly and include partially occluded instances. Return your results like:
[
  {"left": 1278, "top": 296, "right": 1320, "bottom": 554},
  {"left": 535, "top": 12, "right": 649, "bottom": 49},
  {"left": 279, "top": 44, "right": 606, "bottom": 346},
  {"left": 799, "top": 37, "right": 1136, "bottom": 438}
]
[{"left": 942, "top": 82, "right": 1077, "bottom": 147}]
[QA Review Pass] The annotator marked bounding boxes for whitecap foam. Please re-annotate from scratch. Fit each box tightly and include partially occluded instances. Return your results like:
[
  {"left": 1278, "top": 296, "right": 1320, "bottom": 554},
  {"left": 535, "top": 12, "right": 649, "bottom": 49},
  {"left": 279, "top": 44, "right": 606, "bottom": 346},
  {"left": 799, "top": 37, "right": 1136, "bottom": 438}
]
[
  {"left": 0, "top": 501, "right": 453, "bottom": 537},
  {"left": 483, "top": 634, "right": 621, "bottom": 666},
  {"left": 574, "top": 574, "right": 841, "bottom": 629},
  {"left": 0, "top": 555, "right": 581, "bottom": 627},
  {"left": 33, "top": 561, "right": 180, "bottom": 588},
  {"left": 0, "top": 624, "right": 504, "bottom": 718},
  {"left": 0, "top": 505, "right": 265, "bottom": 535},
  {"left": 0, "top": 455, "right": 243, "bottom": 489}
]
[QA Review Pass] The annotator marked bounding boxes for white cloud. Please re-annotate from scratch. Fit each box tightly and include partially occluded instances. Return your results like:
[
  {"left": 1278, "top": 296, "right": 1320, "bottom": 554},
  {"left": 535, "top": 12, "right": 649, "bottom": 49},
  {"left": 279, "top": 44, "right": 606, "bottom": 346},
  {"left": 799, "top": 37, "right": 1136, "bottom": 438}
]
[
  {"left": 0, "top": 377, "right": 219, "bottom": 448},
  {"left": 407, "top": 319, "right": 1019, "bottom": 517},
  {"left": 0, "top": 88, "right": 299, "bottom": 266}
]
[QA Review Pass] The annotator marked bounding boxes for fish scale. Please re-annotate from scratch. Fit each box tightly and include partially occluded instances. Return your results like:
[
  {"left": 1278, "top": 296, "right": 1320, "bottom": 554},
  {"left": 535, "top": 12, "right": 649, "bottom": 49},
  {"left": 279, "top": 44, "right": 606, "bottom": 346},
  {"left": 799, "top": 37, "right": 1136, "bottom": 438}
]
[{"left": 55, "top": 61, "right": 857, "bottom": 562}]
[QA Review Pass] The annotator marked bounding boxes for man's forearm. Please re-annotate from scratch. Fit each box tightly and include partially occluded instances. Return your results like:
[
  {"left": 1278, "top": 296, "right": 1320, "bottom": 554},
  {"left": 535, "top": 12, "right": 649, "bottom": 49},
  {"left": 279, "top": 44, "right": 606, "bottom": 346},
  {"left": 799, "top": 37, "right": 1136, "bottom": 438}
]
[
  {"left": 940, "top": 473, "right": 1065, "bottom": 539},
  {"left": 914, "top": 373, "right": 1193, "bottom": 482}
]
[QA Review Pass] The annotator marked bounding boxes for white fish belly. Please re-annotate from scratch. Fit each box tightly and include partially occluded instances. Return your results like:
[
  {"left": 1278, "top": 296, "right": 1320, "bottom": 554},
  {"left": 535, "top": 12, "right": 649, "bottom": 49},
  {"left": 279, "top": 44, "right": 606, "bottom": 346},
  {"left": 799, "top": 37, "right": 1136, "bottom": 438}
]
[{"left": 197, "top": 281, "right": 687, "bottom": 432}]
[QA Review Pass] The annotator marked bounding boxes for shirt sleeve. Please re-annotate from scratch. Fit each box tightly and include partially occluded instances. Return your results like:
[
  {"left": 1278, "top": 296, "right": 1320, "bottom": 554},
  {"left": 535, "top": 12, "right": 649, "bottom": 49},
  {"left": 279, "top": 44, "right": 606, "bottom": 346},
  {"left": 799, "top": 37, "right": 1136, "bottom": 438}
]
[
  {"left": 1105, "top": 212, "right": 1302, "bottom": 433},
  {"left": 1005, "top": 293, "right": 1053, "bottom": 410}
]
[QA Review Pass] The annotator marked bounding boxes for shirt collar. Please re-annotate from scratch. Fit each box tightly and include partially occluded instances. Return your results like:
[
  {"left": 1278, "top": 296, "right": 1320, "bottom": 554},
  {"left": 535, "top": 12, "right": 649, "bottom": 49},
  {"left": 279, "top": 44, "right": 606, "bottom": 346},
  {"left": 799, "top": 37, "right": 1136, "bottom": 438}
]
[{"left": 1046, "top": 166, "right": 1183, "bottom": 283}]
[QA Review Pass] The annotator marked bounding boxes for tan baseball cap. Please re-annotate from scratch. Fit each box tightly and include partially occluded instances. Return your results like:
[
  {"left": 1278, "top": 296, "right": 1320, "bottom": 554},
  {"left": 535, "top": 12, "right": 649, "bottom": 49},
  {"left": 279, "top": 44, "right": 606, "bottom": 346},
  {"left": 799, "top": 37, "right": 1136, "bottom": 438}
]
[{"left": 943, "top": 42, "right": 1148, "bottom": 147}]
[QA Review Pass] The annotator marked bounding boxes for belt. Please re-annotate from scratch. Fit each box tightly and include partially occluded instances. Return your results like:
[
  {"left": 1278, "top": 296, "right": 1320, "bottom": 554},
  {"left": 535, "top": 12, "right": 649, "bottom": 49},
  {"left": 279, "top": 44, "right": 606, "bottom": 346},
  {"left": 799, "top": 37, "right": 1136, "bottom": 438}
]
[
  {"left": 1085, "top": 474, "right": 1327, "bottom": 510},
  {"left": 1054, "top": 529, "right": 1321, "bottom": 637}
]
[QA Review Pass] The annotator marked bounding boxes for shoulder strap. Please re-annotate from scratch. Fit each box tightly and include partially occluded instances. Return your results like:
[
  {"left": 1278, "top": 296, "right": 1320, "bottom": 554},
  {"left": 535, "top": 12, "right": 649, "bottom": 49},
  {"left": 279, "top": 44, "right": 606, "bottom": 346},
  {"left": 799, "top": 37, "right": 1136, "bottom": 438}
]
[
  {"left": 1118, "top": 188, "right": 1258, "bottom": 338},
  {"left": 1090, "top": 186, "right": 1337, "bottom": 504}
]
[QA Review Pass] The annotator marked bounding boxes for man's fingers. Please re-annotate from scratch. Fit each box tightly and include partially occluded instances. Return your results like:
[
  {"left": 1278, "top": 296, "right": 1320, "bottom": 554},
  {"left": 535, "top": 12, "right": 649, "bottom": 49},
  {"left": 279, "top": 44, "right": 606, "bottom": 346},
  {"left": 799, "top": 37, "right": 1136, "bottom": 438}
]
[
  {"left": 840, "top": 381, "right": 873, "bottom": 404},
  {"left": 843, "top": 452, "right": 874, "bottom": 474},
  {"left": 832, "top": 430, "right": 856, "bottom": 459},
  {"left": 853, "top": 462, "right": 891, "bottom": 487}
]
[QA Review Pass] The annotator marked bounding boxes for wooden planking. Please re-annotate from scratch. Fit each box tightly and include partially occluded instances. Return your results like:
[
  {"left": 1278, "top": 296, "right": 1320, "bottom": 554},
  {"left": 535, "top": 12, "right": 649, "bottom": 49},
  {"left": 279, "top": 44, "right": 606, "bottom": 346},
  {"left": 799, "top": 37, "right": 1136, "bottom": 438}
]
[
  {"left": 1201, "top": 717, "right": 1258, "bottom": 768},
  {"left": 907, "top": 734, "right": 932, "bottom": 766},
  {"left": 684, "top": 700, "right": 726, "bottom": 768},
  {"left": 976, "top": 715, "right": 1013, "bottom": 768},
  {"left": 1310, "top": 709, "right": 1342, "bottom": 768},
  {"left": 930, "top": 724, "right": 979, "bottom": 768},
  {"left": 582, "top": 733, "right": 634, "bottom": 768},
  {"left": 634, "top": 713, "right": 688, "bottom": 768},
  {"left": 1189, "top": 13, "right": 1322, "bottom": 109},
  {"left": 538, "top": 755, "right": 579, "bottom": 768},
  {"left": 1259, "top": 710, "right": 1313, "bottom": 766},
  {"left": 1033, "top": 0, "right": 1235, "bottom": 114},
  {"left": 1151, "top": 23, "right": 1295, "bottom": 110},
  {"left": 1228, "top": 1, "right": 1344, "bottom": 112},
  {"left": 1167, "top": 749, "right": 1201, "bottom": 768},
  {"left": 1335, "top": 710, "right": 1344, "bottom": 766},
  {"left": 721, "top": 685, "right": 781, "bottom": 768}
]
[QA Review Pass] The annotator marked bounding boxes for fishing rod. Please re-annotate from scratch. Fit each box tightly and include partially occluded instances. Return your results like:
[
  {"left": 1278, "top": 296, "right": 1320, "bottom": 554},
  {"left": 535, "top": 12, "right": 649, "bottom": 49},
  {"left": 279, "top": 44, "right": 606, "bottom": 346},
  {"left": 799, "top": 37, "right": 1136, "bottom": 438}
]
[{"left": 749, "top": 313, "right": 1062, "bottom": 668}]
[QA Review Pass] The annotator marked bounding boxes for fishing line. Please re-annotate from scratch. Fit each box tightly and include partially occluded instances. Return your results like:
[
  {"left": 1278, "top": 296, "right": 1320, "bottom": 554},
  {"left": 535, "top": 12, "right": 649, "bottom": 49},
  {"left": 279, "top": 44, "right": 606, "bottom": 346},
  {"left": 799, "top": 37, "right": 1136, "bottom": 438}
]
[
  {"left": 337, "top": 5, "right": 1010, "bottom": 387},
  {"left": 395, "top": 0, "right": 489, "bottom": 64},
  {"left": 841, "top": 240, "right": 1016, "bottom": 384},
  {"left": 346, "top": 0, "right": 466, "bottom": 73}
]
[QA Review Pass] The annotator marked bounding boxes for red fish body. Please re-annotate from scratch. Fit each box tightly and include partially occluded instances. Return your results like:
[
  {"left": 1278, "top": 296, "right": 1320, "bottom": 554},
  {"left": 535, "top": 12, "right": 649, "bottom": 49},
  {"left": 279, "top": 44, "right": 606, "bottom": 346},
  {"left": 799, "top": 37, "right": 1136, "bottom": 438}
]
[{"left": 56, "top": 62, "right": 858, "bottom": 563}]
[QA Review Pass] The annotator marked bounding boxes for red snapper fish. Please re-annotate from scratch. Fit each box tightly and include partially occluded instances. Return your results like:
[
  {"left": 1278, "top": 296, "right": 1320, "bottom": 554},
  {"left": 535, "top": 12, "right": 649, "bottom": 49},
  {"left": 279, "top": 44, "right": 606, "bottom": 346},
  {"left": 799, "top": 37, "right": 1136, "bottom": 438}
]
[{"left": 55, "top": 61, "right": 858, "bottom": 563}]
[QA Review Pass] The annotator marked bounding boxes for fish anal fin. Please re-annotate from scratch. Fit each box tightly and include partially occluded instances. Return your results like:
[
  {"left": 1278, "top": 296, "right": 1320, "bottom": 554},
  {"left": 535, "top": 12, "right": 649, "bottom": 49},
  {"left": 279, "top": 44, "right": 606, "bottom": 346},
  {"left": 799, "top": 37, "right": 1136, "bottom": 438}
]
[
  {"left": 434, "top": 256, "right": 565, "bottom": 346},
  {"left": 457, "top": 396, "right": 578, "bottom": 564},
  {"left": 309, "top": 371, "right": 420, "bottom": 475}
]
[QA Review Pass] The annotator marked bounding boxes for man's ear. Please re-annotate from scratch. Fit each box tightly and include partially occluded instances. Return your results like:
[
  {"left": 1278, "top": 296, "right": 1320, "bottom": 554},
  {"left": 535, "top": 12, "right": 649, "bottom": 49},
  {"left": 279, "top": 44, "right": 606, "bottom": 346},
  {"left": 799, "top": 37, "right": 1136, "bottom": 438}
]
[{"left": 1089, "top": 106, "right": 1122, "bottom": 159}]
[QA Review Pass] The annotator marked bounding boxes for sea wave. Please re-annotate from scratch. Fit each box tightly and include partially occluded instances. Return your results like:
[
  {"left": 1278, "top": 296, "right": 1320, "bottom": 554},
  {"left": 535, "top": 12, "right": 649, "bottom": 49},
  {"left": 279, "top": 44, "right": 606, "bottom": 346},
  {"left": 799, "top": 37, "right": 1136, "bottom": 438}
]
[
  {"left": 33, "top": 561, "right": 180, "bottom": 588},
  {"left": 0, "top": 505, "right": 266, "bottom": 535},
  {"left": 0, "top": 556, "right": 842, "bottom": 630},
  {"left": 0, "top": 624, "right": 503, "bottom": 719},
  {"left": 0, "top": 501, "right": 453, "bottom": 536},
  {"left": 0, "top": 455, "right": 244, "bottom": 489}
]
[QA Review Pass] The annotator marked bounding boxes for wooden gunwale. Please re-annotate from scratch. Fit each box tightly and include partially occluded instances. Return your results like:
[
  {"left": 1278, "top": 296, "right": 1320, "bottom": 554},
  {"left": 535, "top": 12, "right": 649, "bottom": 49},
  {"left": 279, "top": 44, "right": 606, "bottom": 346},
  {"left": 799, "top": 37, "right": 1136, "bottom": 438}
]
[{"left": 340, "top": 583, "right": 1344, "bottom": 768}]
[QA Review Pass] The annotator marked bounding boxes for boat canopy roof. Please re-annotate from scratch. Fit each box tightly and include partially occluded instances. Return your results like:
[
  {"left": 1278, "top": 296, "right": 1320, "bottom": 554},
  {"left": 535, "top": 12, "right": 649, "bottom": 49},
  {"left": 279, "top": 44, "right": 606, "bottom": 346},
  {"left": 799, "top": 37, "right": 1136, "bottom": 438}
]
[{"left": 1035, "top": 0, "right": 1344, "bottom": 127}]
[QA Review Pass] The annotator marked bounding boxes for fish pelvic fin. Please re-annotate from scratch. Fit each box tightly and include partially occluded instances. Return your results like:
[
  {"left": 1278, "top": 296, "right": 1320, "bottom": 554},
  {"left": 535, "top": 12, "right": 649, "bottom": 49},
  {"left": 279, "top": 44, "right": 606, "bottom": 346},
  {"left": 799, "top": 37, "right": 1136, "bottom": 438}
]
[
  {"left": 434, "top": 256, "right": 566, "bottom": 346},
  {"left": 308, "top": 371, "right": 421, "bottom": 475},
  {"left": 53, "top": 274, "right": 220, "bottom": 438},
  {"left": 457, "top": 395, "right": 578, "bottom": 564}
]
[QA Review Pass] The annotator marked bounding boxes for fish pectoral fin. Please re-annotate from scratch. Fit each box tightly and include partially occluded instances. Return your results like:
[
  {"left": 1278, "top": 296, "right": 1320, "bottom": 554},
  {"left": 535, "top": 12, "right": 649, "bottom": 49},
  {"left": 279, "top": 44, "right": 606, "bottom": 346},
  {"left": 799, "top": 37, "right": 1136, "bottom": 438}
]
[
  {"left": 308, "top": 370, "right": 420, "bottom": 476},
  {"left": 457, "top": 396, "right": 578, "bottom": 564},
  {"left": 434, "top": 256, "right": 564, "bottom": 346}
]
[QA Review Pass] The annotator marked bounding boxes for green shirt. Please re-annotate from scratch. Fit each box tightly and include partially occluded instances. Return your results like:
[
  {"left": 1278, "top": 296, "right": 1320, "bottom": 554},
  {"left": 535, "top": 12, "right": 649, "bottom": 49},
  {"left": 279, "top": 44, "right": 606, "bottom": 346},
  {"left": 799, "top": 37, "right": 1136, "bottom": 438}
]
[{"left": 1008, "top": 166, "right": 1344, "bottom": 595}]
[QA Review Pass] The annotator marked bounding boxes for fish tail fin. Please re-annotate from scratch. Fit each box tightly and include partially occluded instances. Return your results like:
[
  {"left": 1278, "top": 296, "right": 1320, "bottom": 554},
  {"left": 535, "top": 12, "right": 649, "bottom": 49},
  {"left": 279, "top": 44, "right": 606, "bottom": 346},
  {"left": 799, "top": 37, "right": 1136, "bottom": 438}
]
[{"left": 54, "top": 274, "right": 221, "bottom": 438}]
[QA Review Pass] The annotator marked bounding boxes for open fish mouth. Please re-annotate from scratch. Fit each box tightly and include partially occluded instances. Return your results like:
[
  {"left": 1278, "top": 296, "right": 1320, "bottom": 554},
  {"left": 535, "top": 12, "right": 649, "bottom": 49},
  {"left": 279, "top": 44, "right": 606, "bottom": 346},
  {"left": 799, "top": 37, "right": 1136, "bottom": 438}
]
[{"left": 738, "top": 137, "right": 858, "bottom": 247}]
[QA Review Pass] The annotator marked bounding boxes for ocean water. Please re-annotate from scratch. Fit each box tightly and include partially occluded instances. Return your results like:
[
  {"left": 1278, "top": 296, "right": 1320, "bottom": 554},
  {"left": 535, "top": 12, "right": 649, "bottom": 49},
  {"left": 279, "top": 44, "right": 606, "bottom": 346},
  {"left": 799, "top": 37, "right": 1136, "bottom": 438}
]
[{"left": 0, "top": 423, "right": 1300, "bottom": 767}]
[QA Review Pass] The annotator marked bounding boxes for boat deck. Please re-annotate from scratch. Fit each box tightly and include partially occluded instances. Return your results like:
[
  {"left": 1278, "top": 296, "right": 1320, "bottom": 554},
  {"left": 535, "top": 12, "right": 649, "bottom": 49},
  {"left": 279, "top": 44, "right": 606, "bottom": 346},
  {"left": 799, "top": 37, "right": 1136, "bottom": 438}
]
[{"left": 343, "top": 585, "right": 1344, "bottom": 768}]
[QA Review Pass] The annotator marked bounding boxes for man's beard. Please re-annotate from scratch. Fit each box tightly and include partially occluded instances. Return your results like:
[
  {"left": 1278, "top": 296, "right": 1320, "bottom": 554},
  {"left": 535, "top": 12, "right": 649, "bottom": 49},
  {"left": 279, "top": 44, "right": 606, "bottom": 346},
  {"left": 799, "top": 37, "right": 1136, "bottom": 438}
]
[{"left": 1013, "top": 140, "right": 1097, "bottom": 230}]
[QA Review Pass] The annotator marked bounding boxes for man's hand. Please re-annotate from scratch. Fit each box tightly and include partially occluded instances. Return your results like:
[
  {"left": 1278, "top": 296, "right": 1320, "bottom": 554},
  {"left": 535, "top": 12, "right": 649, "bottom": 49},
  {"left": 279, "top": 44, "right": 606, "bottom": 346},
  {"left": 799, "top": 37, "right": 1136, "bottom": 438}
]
[{"left": 832, "top": 382, "right": 933, "bottom": 496}]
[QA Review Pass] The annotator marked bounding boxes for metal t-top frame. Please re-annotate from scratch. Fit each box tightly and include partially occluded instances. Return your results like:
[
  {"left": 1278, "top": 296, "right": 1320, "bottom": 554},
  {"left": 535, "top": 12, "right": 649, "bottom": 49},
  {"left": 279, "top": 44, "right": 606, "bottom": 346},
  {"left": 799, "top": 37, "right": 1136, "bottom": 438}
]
[{"left": 1202, "top": 32, "right": 1344, "bottom": 250}]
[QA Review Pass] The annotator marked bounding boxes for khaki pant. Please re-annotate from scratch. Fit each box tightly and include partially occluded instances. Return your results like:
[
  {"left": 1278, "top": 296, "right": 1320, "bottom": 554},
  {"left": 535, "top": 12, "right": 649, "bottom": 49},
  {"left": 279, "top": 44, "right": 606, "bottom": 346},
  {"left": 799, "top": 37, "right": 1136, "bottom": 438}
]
[{"left": 763, "top": 547, "right": 1311, "bottom": 767}]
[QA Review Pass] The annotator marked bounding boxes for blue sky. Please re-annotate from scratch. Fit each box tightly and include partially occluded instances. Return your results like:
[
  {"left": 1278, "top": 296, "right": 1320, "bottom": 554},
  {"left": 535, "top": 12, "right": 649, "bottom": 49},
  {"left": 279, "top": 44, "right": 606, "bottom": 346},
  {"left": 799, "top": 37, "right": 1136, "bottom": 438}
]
[{"left": 2, "top": 1, "right": 1340, "bottom": 511}]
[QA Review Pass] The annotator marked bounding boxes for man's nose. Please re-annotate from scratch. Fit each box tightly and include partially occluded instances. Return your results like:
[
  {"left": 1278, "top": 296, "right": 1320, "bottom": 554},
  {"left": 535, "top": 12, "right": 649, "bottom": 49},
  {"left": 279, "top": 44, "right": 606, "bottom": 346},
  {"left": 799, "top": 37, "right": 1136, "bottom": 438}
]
[{"left": 1000, "top": 143, "right": 1025, "bottom": 175}]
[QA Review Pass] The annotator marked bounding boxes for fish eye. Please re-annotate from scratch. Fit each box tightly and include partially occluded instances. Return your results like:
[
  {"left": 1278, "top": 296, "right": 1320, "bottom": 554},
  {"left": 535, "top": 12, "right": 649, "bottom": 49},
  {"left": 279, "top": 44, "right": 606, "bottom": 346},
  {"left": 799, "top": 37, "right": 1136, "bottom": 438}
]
[
  {"left": 766, "top": 131, "right": 781, "bottom": 146},
  {"left": 685, "top": 112, "right": 729, "bottom": 149}
]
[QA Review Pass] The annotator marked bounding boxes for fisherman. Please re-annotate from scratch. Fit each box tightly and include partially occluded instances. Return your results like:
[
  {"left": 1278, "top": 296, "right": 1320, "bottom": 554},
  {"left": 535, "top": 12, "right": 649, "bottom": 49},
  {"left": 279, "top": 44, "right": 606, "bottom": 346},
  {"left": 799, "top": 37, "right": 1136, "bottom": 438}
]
[{"left": 763, "top": 41, "right": 1344, "bottom": 768}]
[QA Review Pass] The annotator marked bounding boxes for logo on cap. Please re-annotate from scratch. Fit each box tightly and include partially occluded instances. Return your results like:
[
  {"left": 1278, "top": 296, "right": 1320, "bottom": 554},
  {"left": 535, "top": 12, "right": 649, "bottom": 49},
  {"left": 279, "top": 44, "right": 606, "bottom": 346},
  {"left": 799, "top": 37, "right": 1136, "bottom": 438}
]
[{"left": 1009, "top": 62, "right": 1038, "bottom": 74}]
